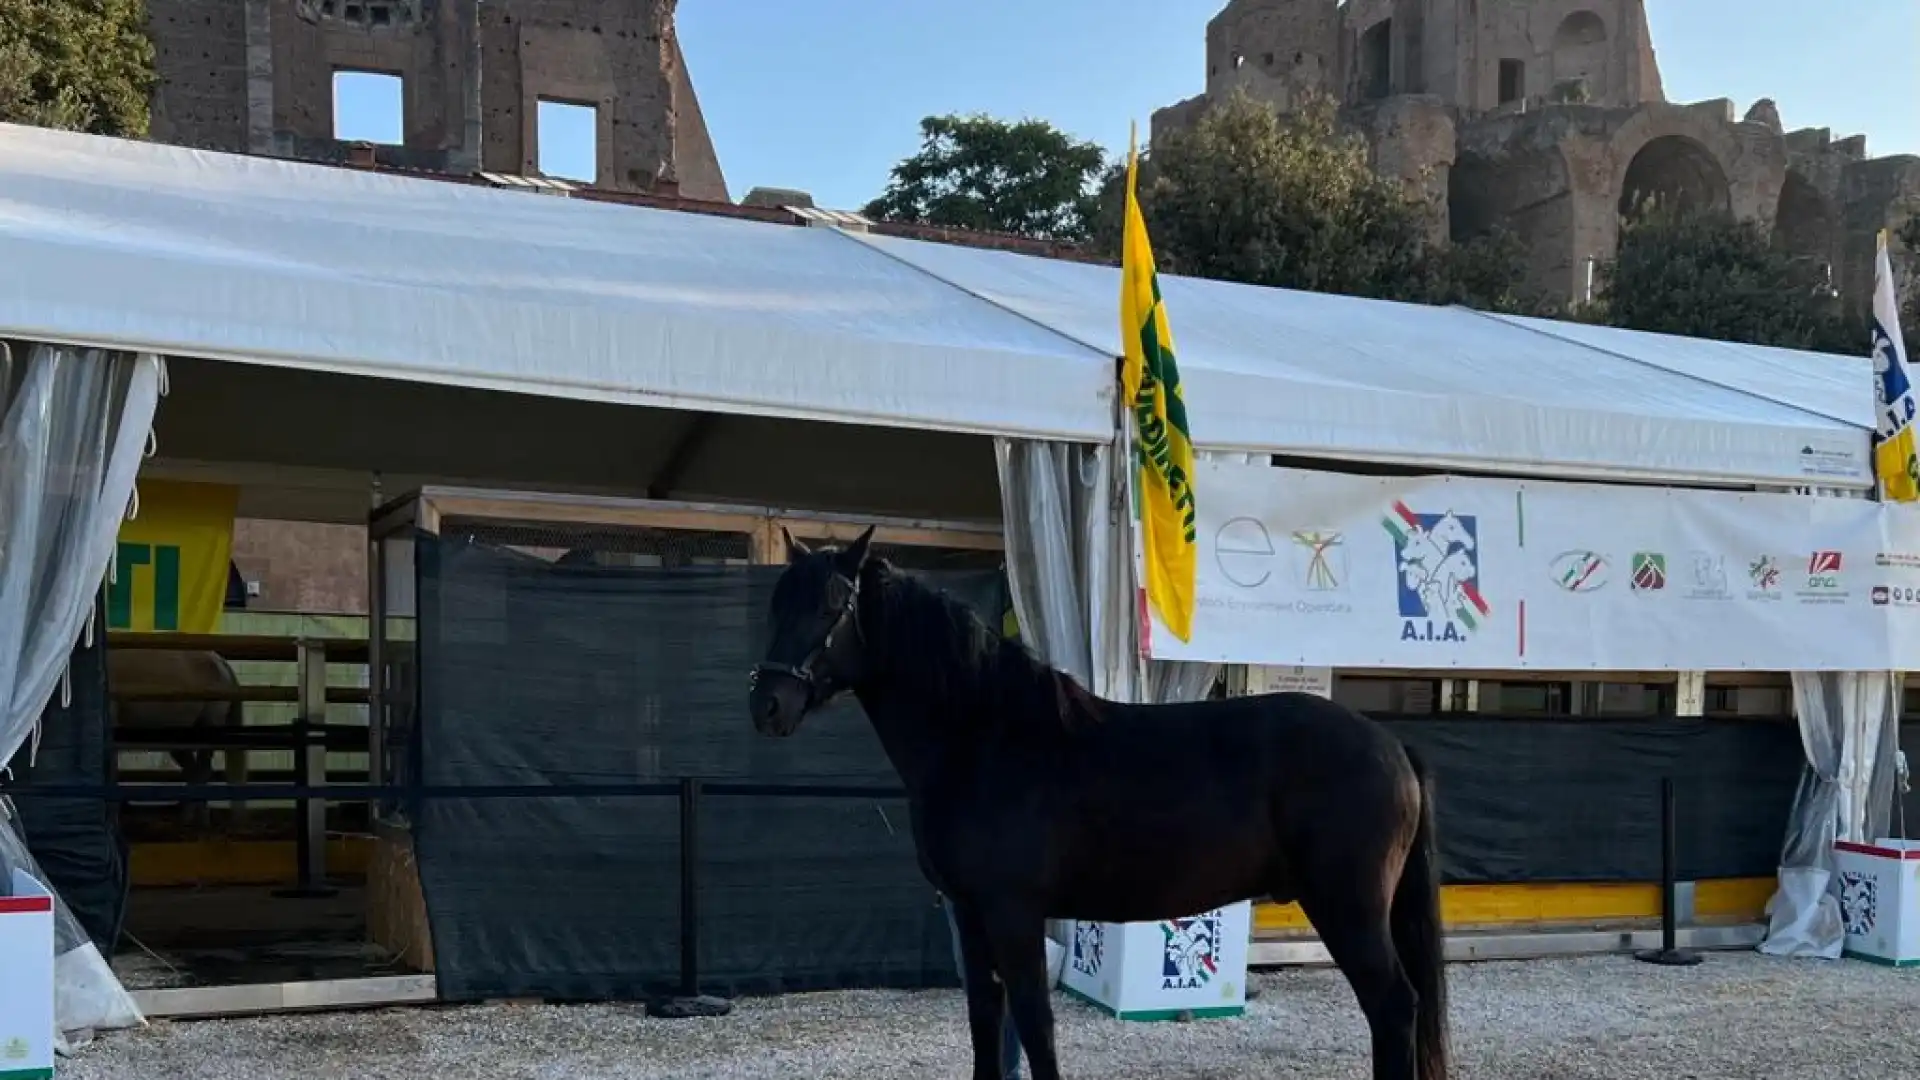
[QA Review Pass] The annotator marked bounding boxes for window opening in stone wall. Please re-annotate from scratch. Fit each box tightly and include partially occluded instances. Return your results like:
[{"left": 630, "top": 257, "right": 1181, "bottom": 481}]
[
  {"left": 1498, "top": 59, "right": 1526, "bottom": 105},
  {"left": 537, "top": 99, "right": 598, "bottom": 184},
  {"left": 332, "top": 70, "right": 404, "bottom": 145},
  {"left": 1360, "top": 20, "right": 1393, "bottom": 100},
  {"left": 300, "top": 0, "right": 420, "bottom": 27}
]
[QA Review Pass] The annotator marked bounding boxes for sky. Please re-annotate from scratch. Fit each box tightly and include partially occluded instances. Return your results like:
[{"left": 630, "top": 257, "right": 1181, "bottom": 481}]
[{"left": 335, "top": 1, "right": 1920, "bottom": 208}]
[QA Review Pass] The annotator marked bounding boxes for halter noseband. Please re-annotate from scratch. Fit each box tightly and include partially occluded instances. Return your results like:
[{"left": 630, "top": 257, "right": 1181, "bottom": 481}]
[{"left": 751, "top": 570, "right": 865, "bottom": 707}]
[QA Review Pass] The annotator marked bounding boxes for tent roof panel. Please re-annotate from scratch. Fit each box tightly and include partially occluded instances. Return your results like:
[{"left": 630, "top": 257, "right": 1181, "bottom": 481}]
[
  {"left": 853, "top": 231, "right": 1873, "bottom": 488},
  {"left": 0, "top": 123, "right": 1114, "bottom": 441},
  {"left": 0, "top": 122, "right": 1878, "bottom": 489},
  {"left": 1487, "top": 312, "right": 1875, "bottom": 430}
]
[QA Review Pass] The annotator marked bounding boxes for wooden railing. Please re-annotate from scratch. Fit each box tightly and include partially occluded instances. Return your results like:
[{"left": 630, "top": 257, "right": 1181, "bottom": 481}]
[{"left": 107, "top": 630, "right": 371, "bottom": 889}]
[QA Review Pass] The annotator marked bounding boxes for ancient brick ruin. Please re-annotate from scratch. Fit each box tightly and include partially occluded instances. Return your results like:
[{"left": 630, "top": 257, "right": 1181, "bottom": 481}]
[
  {"left": 145, "top": 0, "right": 728, "bottom": 201},
  {"left": 1153, "top": 0, "right": 1920, "bottom": 311}
]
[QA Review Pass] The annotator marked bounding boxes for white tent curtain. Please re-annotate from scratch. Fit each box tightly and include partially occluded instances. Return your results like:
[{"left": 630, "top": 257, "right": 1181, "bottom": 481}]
[
  {"left": 994, "top": 437, "right": 1106, "bottom": 693},
  {"left": 1759, "top": 671, "right": 1900, "bottom": 958},
  {"left": 1757, "top": 485, "right": 1902, "bottom": 959},
  {"left": 993, "top": 437, "right": 1240, "bottom": 707},
  {"left": 0, "top": 343, "right": 162, "bottom": 1042}
]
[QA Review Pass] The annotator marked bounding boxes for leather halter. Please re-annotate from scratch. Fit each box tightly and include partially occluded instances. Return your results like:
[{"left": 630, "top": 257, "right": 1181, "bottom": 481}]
[{"left": 750, "top": 570, "right": 864, "bottom": 708}]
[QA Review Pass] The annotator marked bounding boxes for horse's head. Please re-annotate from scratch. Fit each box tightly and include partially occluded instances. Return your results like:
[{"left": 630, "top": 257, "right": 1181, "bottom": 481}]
[{"left": 748, "top": 524, "right": 876, "bottom": 737}]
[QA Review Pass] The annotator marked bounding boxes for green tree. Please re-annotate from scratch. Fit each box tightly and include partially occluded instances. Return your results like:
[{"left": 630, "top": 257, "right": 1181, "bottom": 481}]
[
  {"left": 1092, "top": 90, "right": 1537, "bottom": 313},
  {"left": 863, "top": 113, "right": 1109, "bottom": 242},
  {"left": 0, "top": 0, "right": 154, "bottom": 138},
  {"left": 1591, "top": 203, "right": 1860, "bottom": 354}
]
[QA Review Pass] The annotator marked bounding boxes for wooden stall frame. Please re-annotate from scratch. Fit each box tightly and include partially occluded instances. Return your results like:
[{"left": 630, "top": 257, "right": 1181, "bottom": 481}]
[
  {"left": 369, "top": 485, "right": 1003, "bottom": 554},
  {"left": 363, "top": 485, "right": 1005, "bottom": 984},
  {"left": 108, "top": 631, "right": 368, "bottom": 888}
]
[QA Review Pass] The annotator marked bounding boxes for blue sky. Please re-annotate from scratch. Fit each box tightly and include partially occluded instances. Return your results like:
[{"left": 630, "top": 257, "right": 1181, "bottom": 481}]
[{"left": 336, "top": 0, "right": 1918, "bottom": 208}]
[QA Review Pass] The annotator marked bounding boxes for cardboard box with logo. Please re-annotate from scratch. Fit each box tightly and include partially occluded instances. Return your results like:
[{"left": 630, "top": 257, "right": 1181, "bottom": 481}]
[
  {"left": 1835, "top": 839, "right": 1920, "bottom": 967},
  {"left": 0, "top": 866, "right": 55, "bottom": 1079}
]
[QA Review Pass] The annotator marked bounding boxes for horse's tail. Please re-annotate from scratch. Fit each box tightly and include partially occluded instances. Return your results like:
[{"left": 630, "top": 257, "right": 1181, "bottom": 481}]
[{"left": 1391, "top": 746, "right": 1448, "bottom": 1080}]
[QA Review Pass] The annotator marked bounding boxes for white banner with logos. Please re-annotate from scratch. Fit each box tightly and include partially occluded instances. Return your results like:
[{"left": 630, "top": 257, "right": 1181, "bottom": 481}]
[{"left": 1146, "top": 460, "right": 1920, "bottom": 672}]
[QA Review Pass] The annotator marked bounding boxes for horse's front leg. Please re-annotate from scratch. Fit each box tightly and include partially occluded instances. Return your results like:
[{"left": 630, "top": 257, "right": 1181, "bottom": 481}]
[
  {"left": 951, "top": 901, "right": 1019, "bottom": 1080},
  {"left": 980, "top": 907, "right": 1062, "bottom": 1080}
]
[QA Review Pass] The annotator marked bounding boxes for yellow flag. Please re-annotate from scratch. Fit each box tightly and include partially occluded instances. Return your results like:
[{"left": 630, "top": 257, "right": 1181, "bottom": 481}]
[
  {"left": 1119, "top": 124, "right": 1198, "bottom": 643},
  {"left": 1874, "top": 229, "right": 1919, "bottom": 503},
  {"left": 110, "top": 480, "right": 239, "bottom": 633}
]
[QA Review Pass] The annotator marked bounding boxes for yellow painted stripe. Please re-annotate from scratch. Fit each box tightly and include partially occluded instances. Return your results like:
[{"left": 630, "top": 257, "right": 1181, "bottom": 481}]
[
  {"left": 1254, "top": 877, "right": 1776, "bottom": 932},
  {"left": 131, "top": 838, "right": 373, "bottom": 887}
]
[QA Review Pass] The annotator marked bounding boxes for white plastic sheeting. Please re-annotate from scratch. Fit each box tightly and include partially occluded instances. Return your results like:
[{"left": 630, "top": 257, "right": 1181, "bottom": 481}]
[
  {"left": 993, "top": 438, "right": 1110, "bottom": 694},
  {"left": 0, "top": 123, "right": 1112, "bottom": 442},
  {"left": 0, "top": 344, "right": 154, "bottom": 1042},
  {"left": 854, "top": 232, "right": 1874, "bottom": 489}
]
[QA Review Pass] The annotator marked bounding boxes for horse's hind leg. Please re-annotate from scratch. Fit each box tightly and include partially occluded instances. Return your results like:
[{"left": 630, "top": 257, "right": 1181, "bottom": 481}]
[
  {"left": 222, "top": 699, "right": 251, "bottom": 834},
  {"left": 171, "top": 747, "right": 213, "bottom": 836},
  {"left": 1297, "top": 876, "right": 1419, "bottom": 1080}
]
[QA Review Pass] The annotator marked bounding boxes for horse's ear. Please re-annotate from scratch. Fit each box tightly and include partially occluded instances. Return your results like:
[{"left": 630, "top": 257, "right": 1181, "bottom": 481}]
[
  {"left": 783, "top": 527, "right": 810, "bottom": 563},
  {"left": 839, "top": 524, "right": 876, "bottom": 572}
]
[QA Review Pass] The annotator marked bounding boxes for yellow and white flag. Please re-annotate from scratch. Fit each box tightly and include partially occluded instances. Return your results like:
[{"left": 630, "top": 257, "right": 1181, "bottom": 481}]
[
  {"left": 1873, "top": 229, "right": 1919, "bottom": 503},
  {"left": 1119, "top": 123, "right": 1198, "bottom": 643}
]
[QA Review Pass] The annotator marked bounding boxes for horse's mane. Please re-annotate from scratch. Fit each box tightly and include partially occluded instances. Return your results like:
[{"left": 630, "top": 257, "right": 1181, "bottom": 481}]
[{"left": 862, "top": 559, "right": 1101, "bottom": 735}]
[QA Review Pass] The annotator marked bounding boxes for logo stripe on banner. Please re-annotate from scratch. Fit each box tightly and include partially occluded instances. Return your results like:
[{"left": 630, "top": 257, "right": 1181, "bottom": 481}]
[{"left": 1147, "top": 460, "right": 1915, "bottom": 672}]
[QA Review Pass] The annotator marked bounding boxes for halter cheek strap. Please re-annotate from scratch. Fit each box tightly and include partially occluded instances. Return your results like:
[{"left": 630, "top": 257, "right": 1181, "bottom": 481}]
[{"left": 751, "top": 571, "right": 865, "bottom": 708}]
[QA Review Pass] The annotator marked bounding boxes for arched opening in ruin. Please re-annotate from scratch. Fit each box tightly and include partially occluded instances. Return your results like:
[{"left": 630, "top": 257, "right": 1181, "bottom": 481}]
[
  {"left": 1359, "top": 20, "right": 1393, "bottom": 101},
  {"left": 1551, "top": 11, "right": 1609, "bottom": 104},
  {"left": 1772, "top": 171, "right": 1838, "bottom": 284},
  {"left": 1617, "top": 135, "right": 1731, "bottom": 219},
  {"left": 1554, "top": 10, "right": 1607, "bottom": 47}
]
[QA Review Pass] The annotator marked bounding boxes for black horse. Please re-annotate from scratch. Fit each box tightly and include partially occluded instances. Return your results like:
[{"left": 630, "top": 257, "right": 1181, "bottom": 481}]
[{"left": 748, "top": 526, "right": 1447, "bottom": 1080}]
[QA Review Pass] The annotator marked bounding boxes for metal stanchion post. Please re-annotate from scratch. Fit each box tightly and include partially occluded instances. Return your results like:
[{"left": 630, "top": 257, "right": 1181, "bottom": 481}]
[
  {"left": 1636, "top": 776, "right": 1701, "bottom": 967},
  {"left": 276, "top": 638, "right": 337, "bottom": 899},
  {"left": 648, "top": 777, "right": 732, "bottom": 1018}
]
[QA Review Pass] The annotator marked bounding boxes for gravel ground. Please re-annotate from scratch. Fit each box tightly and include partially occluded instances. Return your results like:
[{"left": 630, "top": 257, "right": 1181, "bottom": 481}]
[{"left": 60, "top": 952, "right": 1920, "bottom": 1079}]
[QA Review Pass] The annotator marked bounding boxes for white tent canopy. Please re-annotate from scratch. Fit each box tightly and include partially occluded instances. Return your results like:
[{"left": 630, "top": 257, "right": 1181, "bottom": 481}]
[
  {"left": 854, "top": 232, "right": 1876, "bottom": 489},
  {"left": 0, "top": 123, "right": 1113, "bottom": 442},
  {"left": 0, "top": 121, "right": 1877, "bottom": 490}
]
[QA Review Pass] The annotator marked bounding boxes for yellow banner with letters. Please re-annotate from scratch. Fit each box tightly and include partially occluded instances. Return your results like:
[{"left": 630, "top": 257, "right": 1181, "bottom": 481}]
[
  {"left": 108, "top": 480, "right": 239, "bottom": 634},
  {"left": 1120, "top": 122, "right": 1198, "bottom": 644}
]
